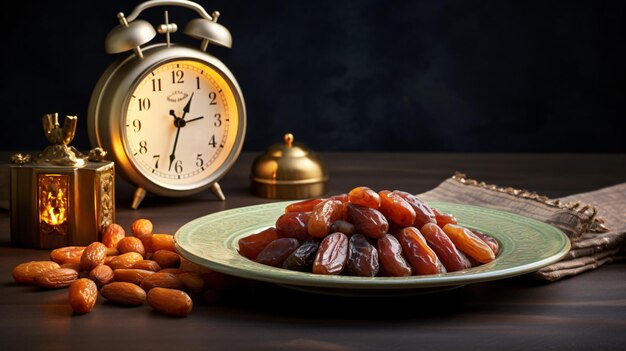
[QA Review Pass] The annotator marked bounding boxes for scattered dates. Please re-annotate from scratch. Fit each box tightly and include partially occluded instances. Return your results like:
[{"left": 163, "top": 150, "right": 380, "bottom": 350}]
[
  {"left": 11, "top": 218, "right": 238, "bottom": 317},
  {"left": 239, "top": 186, "right": 498, "bottom": 276}
]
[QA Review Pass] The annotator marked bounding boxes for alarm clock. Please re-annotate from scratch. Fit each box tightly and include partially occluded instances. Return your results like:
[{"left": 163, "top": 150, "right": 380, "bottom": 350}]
[{"left": 88, "top": 0, "right": 246, "bottom": 209}]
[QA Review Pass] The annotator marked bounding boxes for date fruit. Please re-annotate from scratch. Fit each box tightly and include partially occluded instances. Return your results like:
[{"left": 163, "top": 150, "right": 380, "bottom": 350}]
[
  {"left": 470, "top": 229, "right": 500, "bottom": 255},
  {"left": 12, "top": 261, "right": 60, "bottom": 284},
  {"left": 285, "top": 198, "right": 324, "bottom": 212},
  {"left": 282, "top": 240, "right": 320, "bottom": 271},
  {"left": 151, "top": 250, "right": 181, "bottom": 269},
  {"left": 60, "top": 263, "right": 82, "bottom": 273},
  {"left": 347, "top": 204, "right": 388, "bottom": 239},
  {"left": 140, "top": 272, "right": 184, "bottom": 292},
  {"left": 147, "top": 288, "right": 193, "bottom": 317},
  {"left": 150, "top": 234, "right": 176, "bottom": 252},
  {"left": 80, "top": 242, "right": 107, "bottom": 271},
  {"left": 255, "top": 238, "right": 300, "bottom": 267},
  {"left": 113, "top": 268, "right": 155, "bottom": 285},
  {"left": 89, "top": 264, "right": 114, "bottom": 287},
  {"left": 377, "top": 235, "right": 412, "bottom": 277},
  {"left": 328, "top": 193, "right": 349, "bottom": 203},
  {"left": 108, "top": 252, "right": 144, "bottom": 270},
  {"left": 348, "top": 186, "right": 381, "bottom": 209},
  {"left": 312, "top": 232, "right": 348, "bottom": 275},
  {"left": 100, "top": 282, "right": 146, "bottom": 306},
  {"left": 178, "top": 272, "right": 205, "bottom": 294},
  {"left": 307, "top": 199, "right": 343, "bottom": 238},
  {"left": 275, "top": 211, "right": 311, "bottom": 242},
  {"left": 132, "top": 260, "right": 162, "bottom": 272},
  {"left": 238, "top": 227, "right": 279, "bottom": 260},
  {"left": 50, "top": 246, "right": 85, "bottom": 265},
  {"left": 378, "top": 190, "right": 416, "bottom": 226},
  {"left": 102, "top": 223, "right": 125, "bottom": 249},
  {"left": 432, "top": 208, "right": 458, "bottom": 227},
  {"left": 68, "top": 278, "right": 98, "bottom": 314},
  {"left": 397, "top": 227, "right": 446, "bottom": 275},
  {"left": 116, "top": 237, "right": 146, "bottom": 258},
  {"left": 34, "top": 268, "right": 79, "bottom": 288},
  {"left": 329, "top": 220, "right": 355, "bottom": 236},
  {"left": 346, "top": 234, "right": 379, "bottom": 277},
  {"left": 131, "top": 218, "right": 153, "bottom": 237},
  {"left": 442, "top": 224, "right": 495, "bottom": 263},
  {"left": 393, "top": 191, "right": 436, "bottom": 228},
  {"left": 420, "top": 223, "right": 471, "bottom": 272}
]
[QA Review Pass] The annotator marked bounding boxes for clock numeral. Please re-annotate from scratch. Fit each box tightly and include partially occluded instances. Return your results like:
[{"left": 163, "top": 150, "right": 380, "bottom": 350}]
[
  {"left": 208, "top": 92, "right": 217, "bottom": 105},
  {"left": 139, "top": 140, "right": 148, "bottom": 154},
  {"left": 196, "top": 153, "right": 204, "bottom": 167},
  {"left": 196, "top": 76, "right": 200, "bottom": 90},
  {"left": 174, "top": 160, "right": 183, "bottom": 174},
  {"left": 151, "top": 78, "right": 162, "bottom": 92},
  {"left": 171, "top": 70, "right": 184, "bottom": 84},
  {"left": 138, "top": 98, "right": 151, "bottom": 111},
  {"left": 208, "top": 135, "right": 217, "bottom": 148},
  {"left": 214, "top": 113, "right": 222, "bottom": 127},
  {"left": 153, "top": 155, "right": 160, "bottom": 169},
  {"left": 132, "top": 119, "right": 141, "bottom": 132}
]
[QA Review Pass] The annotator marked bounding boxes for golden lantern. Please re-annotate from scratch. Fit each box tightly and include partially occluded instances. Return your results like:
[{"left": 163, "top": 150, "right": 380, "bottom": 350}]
[{"left": 10, "top": 113, "right": 115, "bottom": 249}]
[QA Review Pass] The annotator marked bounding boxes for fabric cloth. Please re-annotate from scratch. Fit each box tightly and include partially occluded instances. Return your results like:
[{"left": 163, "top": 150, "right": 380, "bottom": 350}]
[{"left": 419, "top": 173, "right": 626, "bottom": 281}]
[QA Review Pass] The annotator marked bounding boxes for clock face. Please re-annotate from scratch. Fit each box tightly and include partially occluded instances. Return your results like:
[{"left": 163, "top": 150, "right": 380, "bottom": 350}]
[{"left": 123, "top": 60, "right": 240, "bottom": 190}]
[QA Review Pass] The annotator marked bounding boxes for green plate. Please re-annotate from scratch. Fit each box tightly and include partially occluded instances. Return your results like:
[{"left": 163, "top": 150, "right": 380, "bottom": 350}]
[{"left": 174, "top": 201, "right": 570, "bottom": 296}]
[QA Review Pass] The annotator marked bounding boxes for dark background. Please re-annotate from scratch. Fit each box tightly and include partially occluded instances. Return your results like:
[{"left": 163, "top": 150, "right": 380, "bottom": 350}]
[{"left": 1, "top": 0, "right": 623, "bottom": 153}]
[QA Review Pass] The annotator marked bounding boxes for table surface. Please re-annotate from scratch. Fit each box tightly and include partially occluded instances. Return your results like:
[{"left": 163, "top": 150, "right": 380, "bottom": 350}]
[{"left": 1, "top": 152, "right": 625, "bottom": 351}]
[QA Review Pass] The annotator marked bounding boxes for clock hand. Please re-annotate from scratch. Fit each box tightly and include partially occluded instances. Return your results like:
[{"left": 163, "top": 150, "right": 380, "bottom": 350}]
[
  {"left": 167, "top": 93, "right": 196, "bottom": 171},
  {"left": 180, "top": 92, "right": 194, "bottom": 120},
  {"left": 168, "top": 126, "right": 181, "bottom": 171},
  {"left": 185, "top": 116, "right": 204, "bottom": 123}
]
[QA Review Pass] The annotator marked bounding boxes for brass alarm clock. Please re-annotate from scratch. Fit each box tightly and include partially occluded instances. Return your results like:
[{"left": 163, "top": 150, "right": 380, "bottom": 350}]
[{"left": 88, "top": 0, "right": 246, "bottom": 209}]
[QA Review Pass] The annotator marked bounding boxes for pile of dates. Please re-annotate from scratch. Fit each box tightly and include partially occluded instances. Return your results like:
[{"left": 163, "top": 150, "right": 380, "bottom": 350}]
[{"left": 239, "top": 186, "right": 499, "bottom": 277}]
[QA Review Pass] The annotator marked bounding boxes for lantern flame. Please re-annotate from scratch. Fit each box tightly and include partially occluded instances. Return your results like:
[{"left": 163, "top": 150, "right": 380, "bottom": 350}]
[{"left": 39, "top": 175, "right": 68, "bottom": 226}]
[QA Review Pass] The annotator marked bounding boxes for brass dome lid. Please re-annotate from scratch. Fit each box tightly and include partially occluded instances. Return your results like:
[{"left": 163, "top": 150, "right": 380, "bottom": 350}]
[{"left": 250, "top": 133, "right": 328, "bottom": 199}]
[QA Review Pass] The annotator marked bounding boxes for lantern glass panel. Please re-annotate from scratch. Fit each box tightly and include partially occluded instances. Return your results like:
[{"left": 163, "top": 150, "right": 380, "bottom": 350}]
[{"left": 38, "top": 174, "right": 69, "bottom": 236}]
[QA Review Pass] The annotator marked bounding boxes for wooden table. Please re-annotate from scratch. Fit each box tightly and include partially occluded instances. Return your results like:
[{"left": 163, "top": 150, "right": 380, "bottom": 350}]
[{"left": 1, "top": 153, "right": 625, "bottom": 350}]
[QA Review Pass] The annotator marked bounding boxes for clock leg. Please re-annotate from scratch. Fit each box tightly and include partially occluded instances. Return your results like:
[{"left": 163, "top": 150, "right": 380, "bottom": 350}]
[
  {"left": 131, "top": 187, "right": 147, "bottom": 209},
  {"left": 209, "top": 182, "right": 226, "bottom": 201}
]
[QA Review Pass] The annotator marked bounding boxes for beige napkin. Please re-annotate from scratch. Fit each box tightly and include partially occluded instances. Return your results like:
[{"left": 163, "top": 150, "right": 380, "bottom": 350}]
[{"left": 419, "top": 173, "right": 626, "bottom": 281}]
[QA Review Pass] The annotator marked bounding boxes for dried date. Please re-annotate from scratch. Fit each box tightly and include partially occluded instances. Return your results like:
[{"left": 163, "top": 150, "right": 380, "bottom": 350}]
[
  {"left": 50, "top": 246, "right": 85, "bottom": 265},
  {"left": 307, "top": 199, "right": 343, "bottom": 238},
  {"left": 282, "top": 240, "right": 320, "bottom": 272},
  {"left": 393, "top": 191, "right": 436, "bottom": 228},
  {"left": 313, "top": 232, "right": 348, "bottom": 275},
  {"left": 347, "top": 204, "right": 389, "bottom": 239},
  {"left": 330, "top": 220, "right": 355, "bottom": 236},
  {"left": 80, "top": 242, "right": 107, "bottom": 271},
  {"left": 378, "top": 190, "right": 416, "bottom": 226},
  {"left": 285, "top": 198, "right": 324, "bottom": 212},
  {"left": 420, "top": 223, "right": 471, "bottom": 272},
  {"left": 238, "top": 227, "right": 279, "bottom": 260},
  {"left": 377, "top": 235, "right": 412, "bottom": 277},
  {"left": 255, "top": 238, "right": 300, "bottom": 267},
  {"left": 346, "top": 234, "right": 379, "bottom": 277},
  {"left": 397, "top": 227, "right": 446, "bottom": 275},
  {"left": 442, "top": 224, "right": 495, "bottom": 263},
  {"left": 470, "top": 229, "right": 500, "bottom": 255},
  {"left": 432, "top": 208, "right": 458, "bottom": 228},
  {"left": 348, "top": 186, "right": 381, "bottom": 209},
  {"left": 276, "top": 211, "right": 311, "bottom": 242}
]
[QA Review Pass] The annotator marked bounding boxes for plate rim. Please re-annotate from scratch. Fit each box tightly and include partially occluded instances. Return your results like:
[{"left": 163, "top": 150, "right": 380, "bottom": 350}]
[{"left": 174, "top": 201, "right": 571, "bottom": 291}]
